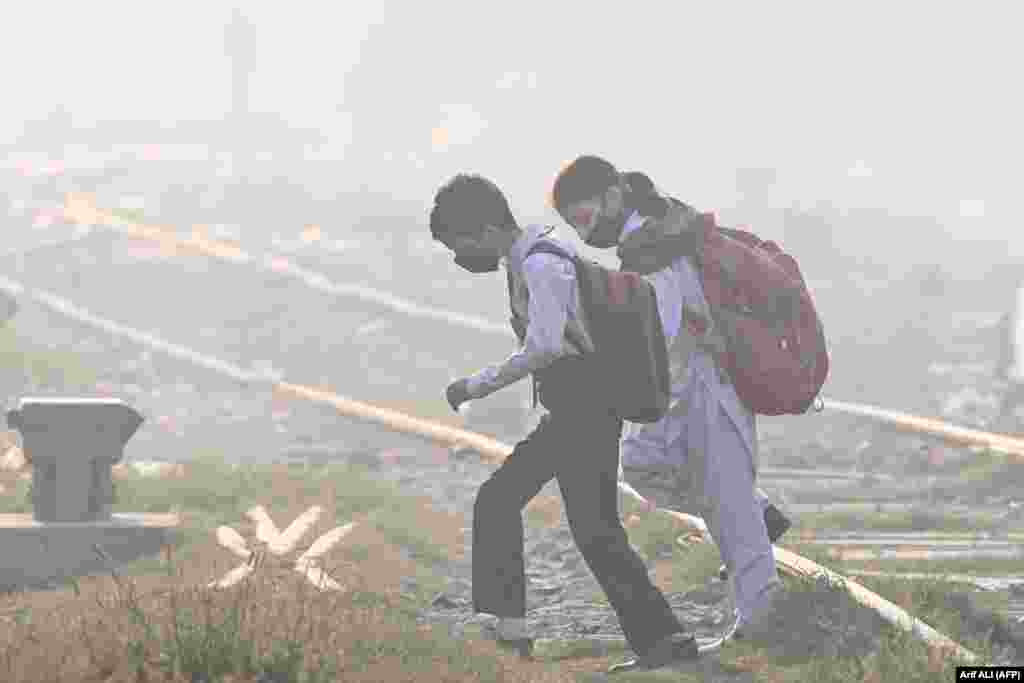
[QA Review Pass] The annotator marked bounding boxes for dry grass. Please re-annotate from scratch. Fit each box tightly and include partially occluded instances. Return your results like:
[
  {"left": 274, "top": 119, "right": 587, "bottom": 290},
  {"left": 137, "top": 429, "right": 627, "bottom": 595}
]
[
  {"left": 0, "top": 453, "right": 1015, "bottom": 682},
  {"left": 0, "top": 556, "right": 603, "bottom": 683},
  {"left": 0, "top": 324, "right": 99, "bottom": 391},
  {"left": 0, "top": 456, "right": 634, "bottom": 682}
]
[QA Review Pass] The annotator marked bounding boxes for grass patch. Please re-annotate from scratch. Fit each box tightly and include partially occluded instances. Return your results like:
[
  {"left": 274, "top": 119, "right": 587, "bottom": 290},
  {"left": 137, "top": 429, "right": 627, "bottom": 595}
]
[
  {"left": 2, "top": 429, "right": 1017, "bottom": 681},
  {"left": 711, "top": 571, "right": 1001, "bottom": 683},
  {"left": 3, "top": 456, "right": 1008, "bottom": 682},
  {"left": 936, "top": 450, "right": 1004, "bottom": 482},
  {"left": 0, "top": 451, "right": 592, "bottom": 682},
  {"left": 0, "top": 324, "right": 99, "bottom": 391},
  {"left": 829, "top": 555, "right": 1024, "bottom": 578},
  {"left": 740, "top": 629, "right": 963, "bottom": 683},
  {"left": 103, "top": 451, "right": 467, "bottom": 581},
  {"left": 0, "top": 475, "right": 30, "bottom": 514},
  {"left": 795, "top": 508, "right": 1003, "bottom": 534},
  {"left": 588, "top": 505, "right": 1016, "bottom": 681},
  {"left": 583, "top": 668, "right": 703, "bottom": 682},
  {"left": 618, "top": 496, "right": 708, "bottom": 563},
  {"left": 109, "top": 208, "right": 148, "bottom": 223},
  {"left": 938, "top": 460, "right": 1024, "bottom": 501}
]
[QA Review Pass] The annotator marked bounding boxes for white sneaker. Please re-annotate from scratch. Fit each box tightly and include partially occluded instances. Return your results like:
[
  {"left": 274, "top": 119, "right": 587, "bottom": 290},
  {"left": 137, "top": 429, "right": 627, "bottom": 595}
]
[{"left": 724, "top": 582, "right": 787, "bottom": 646}]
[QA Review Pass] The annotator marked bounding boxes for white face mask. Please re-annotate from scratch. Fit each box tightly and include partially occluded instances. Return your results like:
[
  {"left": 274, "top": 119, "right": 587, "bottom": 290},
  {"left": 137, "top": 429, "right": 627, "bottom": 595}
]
[
  {"left": 566, "top": 189, "right": 626, "bottom": 248},
  {"left": 565, "top": 197, "right": 604, "bottom": 241}
]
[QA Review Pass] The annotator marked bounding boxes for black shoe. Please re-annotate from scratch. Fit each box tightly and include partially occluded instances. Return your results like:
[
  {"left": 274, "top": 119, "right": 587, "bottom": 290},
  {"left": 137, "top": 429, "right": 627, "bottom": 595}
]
[
  {"left": 496, "top": 637, "right": 534, "bottom": 660},
  {"left": 607, "top": 632, "right": 699, "bottom": 674},
  {"left": 719, "top": 504, "right": 792, "bottom": 581}
]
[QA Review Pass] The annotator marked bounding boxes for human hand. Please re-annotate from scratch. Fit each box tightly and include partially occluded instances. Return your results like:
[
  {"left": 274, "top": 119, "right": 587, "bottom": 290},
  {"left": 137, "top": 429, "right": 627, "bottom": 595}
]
[{"left": 446, "top": 378, "right": 472, "bottom": 413}]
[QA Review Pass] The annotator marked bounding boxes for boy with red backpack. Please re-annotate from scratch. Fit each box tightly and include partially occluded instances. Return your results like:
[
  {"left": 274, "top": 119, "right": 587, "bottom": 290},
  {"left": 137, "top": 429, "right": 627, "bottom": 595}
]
[{"left": 552, "top": 155, "right": 829, "bottom": 647}]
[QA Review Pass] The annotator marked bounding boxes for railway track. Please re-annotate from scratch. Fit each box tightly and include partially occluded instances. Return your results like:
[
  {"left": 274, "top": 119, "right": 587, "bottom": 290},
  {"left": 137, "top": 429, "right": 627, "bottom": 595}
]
[
  {"left": 5, "top": 215, "right": 1022, "bottom": 499},
  {"left": 9, "top": 213, "right": 1024, "bottom": 498},
  {"left": 64, "top": 197, "right": 1024, "bottom": 439}
]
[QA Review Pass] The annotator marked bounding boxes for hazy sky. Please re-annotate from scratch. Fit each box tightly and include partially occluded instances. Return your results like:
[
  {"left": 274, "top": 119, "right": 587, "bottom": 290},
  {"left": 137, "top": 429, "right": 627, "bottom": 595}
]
[{"left": 3, "top": 2, "right": 1020, "bottom": 236}]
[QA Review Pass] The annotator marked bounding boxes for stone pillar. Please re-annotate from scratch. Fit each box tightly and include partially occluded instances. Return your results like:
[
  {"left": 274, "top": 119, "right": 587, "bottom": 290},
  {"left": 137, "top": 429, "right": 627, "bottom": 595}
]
[{"left": 6, "top": 398, "right": 144, "bottom": 523}]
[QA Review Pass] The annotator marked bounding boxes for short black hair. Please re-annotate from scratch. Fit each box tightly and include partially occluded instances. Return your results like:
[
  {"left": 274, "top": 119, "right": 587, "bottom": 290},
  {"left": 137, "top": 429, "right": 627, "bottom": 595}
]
[
  {"left": 552, "top": 157, "right": 674, "bottom": 221},
  {"left": 429, "top": 173, "right": 516, "bottom": 247},
  {"left": 550, "top": 155, "right": 619, "bottom": 221},
  {"left": 622, "top": 171, "right": 673, "bottom": 218}
]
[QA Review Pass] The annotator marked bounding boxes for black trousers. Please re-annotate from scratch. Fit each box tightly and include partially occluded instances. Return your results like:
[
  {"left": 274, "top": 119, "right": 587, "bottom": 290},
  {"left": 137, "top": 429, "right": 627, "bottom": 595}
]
[{"left": 471, "top": 357, "right": 685, "bottom": 656}]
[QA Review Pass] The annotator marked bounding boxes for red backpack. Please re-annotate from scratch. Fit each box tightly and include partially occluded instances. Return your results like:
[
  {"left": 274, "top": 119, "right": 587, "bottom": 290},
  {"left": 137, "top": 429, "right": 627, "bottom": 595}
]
[{"left": 619, "top": 205, "right": 829, "bottom": 416}]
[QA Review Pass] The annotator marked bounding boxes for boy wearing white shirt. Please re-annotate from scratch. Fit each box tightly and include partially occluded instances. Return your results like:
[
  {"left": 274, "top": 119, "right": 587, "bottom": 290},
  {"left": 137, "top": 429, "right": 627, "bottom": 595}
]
[{"left": 431, "top": 173, "right": 701, "bottom": 673}]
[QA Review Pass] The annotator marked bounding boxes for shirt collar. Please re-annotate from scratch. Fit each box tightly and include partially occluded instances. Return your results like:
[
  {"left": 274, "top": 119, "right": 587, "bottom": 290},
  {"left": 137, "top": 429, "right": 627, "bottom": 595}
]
[{"left": 506, "top": 224, "right": 555, "bottom": 273}]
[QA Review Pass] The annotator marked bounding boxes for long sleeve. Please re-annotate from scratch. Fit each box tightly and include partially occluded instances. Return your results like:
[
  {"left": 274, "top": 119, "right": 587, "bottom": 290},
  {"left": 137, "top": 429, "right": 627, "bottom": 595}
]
[{"left": 465, "top": 253, "right": 576, "bottom": 399}]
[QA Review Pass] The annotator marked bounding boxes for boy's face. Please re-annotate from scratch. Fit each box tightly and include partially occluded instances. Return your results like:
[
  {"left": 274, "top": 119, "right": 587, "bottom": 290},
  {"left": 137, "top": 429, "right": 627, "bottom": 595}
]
[
  {"left": 445, "top": 224, "right": 503, "bottom": 273},
  {"left": 565, "top": 197, "right": 604, "bottom": 238}
]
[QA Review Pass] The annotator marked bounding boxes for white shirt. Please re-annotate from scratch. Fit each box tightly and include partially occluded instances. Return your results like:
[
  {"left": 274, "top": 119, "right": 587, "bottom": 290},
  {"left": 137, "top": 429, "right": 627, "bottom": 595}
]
[{"left": 465, "top": 225, "right": 593, "bottom": 399}]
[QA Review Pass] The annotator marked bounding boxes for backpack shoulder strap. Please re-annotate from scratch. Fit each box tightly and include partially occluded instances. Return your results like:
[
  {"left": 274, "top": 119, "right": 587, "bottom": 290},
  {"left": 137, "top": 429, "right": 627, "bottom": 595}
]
[
  {"left": 514, "top": 239, "right": 587, "bottom": 354},
  {"left": 511, "top": 237, "right": 589, "bottom": 409}
]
